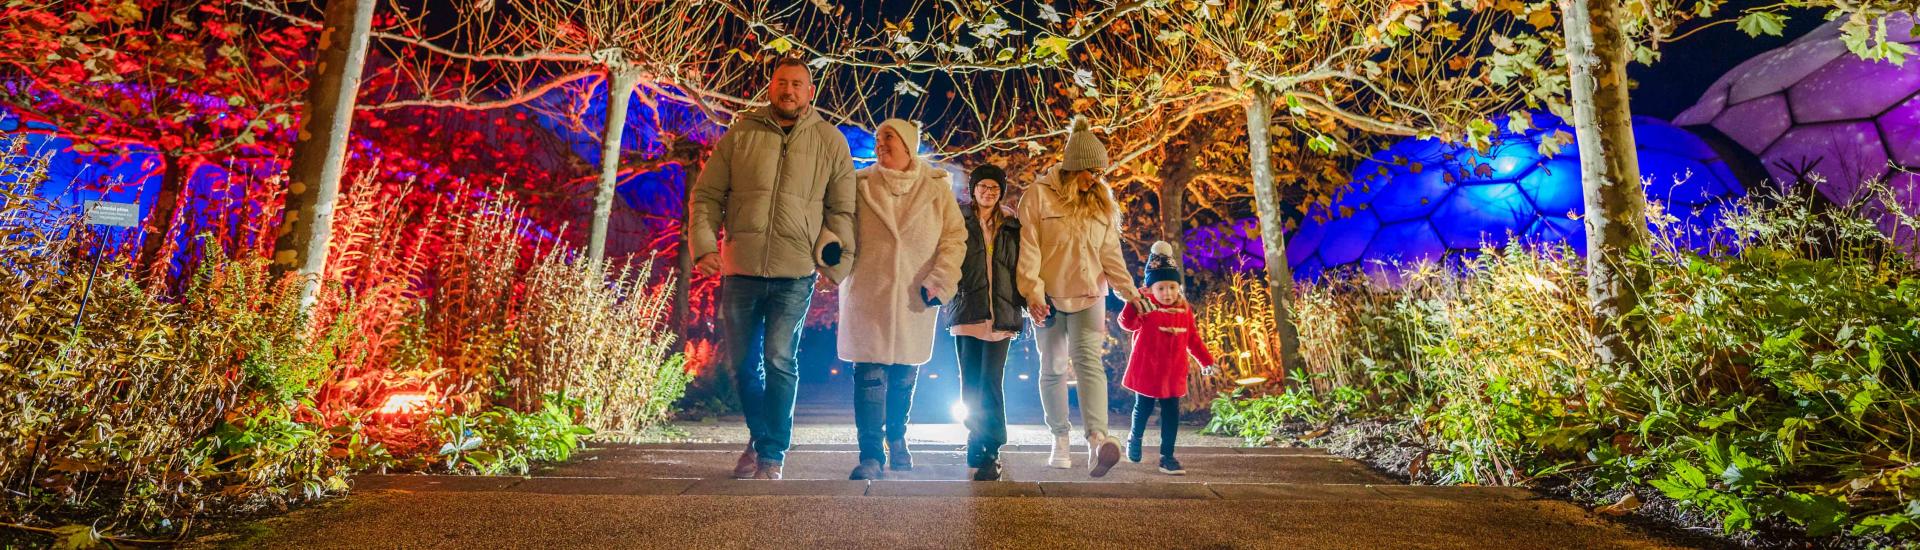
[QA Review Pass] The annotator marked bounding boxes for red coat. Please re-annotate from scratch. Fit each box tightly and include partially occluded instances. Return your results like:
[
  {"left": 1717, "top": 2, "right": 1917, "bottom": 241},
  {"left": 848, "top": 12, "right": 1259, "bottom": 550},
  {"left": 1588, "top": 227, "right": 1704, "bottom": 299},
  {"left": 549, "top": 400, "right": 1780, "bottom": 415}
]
[{"left": 1118, "top": 296, "right": 1216, "bottom": 399}]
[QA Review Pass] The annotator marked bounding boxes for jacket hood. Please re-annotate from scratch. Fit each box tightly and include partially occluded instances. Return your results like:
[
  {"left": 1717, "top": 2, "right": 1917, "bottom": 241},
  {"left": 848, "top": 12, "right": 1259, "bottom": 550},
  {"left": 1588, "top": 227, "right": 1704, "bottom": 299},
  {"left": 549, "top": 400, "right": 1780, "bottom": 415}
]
[{"left": 739, "top": 105, "right": 829, "bottom": 133}]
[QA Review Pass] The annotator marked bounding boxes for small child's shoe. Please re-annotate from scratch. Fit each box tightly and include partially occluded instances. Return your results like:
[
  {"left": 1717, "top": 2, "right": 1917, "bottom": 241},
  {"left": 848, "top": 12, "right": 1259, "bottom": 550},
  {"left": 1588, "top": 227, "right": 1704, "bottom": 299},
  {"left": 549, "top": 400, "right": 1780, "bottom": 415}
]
[
  {"left": 1157, "top": 456, "right": 1186, "bottom": 476},
  {"left": 1126, "top": 438, "right": 1143, "bottom": 463}
]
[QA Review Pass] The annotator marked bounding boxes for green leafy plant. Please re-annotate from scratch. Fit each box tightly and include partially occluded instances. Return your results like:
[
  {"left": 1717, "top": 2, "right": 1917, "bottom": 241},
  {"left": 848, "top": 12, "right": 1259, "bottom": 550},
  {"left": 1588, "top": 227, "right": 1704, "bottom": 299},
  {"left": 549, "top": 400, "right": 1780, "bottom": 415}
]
[
  {"left": 1210, "top": 181, "right": 1920, "bottom": 542},
  {"left": 428, "top": 393, "right": 594, "bottom": 476}
]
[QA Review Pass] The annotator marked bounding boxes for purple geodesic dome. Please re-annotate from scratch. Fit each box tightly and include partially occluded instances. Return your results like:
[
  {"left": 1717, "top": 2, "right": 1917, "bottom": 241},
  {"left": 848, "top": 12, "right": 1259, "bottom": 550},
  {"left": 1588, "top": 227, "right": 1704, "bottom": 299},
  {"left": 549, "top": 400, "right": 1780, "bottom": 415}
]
[
  {"left": 1674, "top": 12, "right": 1920, "bottom": 234},
  {"left": 1283, "top": 113, "right": 1747, "bottom": 281}
]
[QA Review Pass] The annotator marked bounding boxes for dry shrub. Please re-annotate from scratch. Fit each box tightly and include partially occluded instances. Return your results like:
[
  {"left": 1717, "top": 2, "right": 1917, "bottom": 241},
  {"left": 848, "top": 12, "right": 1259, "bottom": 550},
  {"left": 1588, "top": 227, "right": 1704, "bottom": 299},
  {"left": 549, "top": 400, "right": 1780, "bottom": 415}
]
[
  {"left": 1, "top": 134, "right": 692, "bottom": 536},
  {"left": 515, "top": 252, "right": 689, "bottom": 435},
  {"left": 1, "top": 138, "right": 353, "bottom": 530},
  {"left": 1192, "top": 276, "right": 1285, "bottom": 408}
]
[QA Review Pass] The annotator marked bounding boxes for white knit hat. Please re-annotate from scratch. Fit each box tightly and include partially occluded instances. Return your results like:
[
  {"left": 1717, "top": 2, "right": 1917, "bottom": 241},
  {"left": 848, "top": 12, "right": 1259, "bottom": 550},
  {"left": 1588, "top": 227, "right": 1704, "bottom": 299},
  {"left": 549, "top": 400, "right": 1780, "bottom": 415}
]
[{"left": 878, "top": 118, "right": 920, "bottom": 158}]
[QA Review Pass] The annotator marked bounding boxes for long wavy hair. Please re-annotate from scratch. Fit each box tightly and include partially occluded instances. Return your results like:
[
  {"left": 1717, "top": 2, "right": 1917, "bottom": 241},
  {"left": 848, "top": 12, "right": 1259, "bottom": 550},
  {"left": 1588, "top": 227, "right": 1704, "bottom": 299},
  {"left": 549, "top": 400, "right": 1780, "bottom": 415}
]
[{"left": 1056, "top": 168, "right": 1116, "bottom": 220}]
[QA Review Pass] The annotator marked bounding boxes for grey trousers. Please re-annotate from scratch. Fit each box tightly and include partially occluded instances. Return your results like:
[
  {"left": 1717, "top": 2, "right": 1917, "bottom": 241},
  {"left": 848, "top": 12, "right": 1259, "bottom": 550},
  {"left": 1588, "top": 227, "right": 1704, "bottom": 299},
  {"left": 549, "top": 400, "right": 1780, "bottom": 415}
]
[{"left": 1035, "top": 299, "right": 1110, "bottom": 442}]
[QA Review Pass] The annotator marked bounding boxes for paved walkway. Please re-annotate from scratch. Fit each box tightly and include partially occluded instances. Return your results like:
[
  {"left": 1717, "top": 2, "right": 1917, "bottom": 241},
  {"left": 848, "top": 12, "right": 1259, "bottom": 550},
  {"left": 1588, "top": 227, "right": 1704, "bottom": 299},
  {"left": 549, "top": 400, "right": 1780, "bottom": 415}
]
[{"left": 195, "top": 422, "right": 1687, "bottom": 549}]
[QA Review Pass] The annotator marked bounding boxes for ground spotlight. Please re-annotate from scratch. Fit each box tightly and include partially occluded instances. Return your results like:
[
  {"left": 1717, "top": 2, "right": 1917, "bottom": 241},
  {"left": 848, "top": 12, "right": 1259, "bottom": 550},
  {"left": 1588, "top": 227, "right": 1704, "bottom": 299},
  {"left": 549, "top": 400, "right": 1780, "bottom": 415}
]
[
  {"left": 950, "top": 401, "right": 968, "bottom": 422},
  {"left": 372, "top": 390, "right": 430, "bottom": 417}
]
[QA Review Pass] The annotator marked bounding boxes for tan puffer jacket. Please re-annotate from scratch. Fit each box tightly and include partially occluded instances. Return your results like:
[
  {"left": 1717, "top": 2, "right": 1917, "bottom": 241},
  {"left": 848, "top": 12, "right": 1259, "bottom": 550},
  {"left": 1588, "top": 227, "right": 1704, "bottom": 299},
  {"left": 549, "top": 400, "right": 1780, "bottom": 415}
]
[
  {"left": 688, "top": 108, "right": 858, "bottom": 280},
  {"left": 1015, "top": 168, "right": 1142, "bottom": 313}
]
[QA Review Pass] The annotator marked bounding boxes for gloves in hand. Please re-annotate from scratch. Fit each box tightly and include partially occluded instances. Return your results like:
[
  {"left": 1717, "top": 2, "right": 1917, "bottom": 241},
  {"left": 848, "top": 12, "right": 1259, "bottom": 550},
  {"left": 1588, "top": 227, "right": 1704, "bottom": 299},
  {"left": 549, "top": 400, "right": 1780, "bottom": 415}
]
[{"left": 920, "top": 284, "right": 942, "bottom": 306}]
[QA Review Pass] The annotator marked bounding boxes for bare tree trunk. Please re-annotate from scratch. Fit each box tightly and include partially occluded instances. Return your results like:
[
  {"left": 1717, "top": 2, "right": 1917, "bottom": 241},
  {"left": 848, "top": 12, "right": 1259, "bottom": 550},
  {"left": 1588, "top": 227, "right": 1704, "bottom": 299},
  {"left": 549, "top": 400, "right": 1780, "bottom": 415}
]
[
  {"left": 1244, "top": 92, "right": 1304, "bottom": 377},
  {"left": 272, "top": 0, "right": 375, "bottom": 310},
  {"left": 138, "top": 153, "right": 189, "bottom": 285},
  {"left": 672, "top": 139, "right": 701, "bottom": 354},
  {"left": 1158, "top": 139, "right": 1196, "bottom": 284},
  {"left": 1562, "top": 0, "right": 1649, "bottom": 368},
  {"left": 588, "top": 70, "right": 640, "bottom": 262}
]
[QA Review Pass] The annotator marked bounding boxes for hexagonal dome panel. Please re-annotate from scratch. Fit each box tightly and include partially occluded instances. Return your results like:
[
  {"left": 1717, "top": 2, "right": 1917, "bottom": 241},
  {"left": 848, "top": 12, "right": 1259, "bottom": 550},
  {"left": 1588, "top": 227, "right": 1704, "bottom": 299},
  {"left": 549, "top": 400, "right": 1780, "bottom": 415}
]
[
  {"left": 1517, "top": 157, "right": 1583, "bottom": 216},
  {"left": 1280, "top": 113, "right": 1747, "bottom": 280},
  {"left": 1365, "top": 221, "right": 1447, "bottom": 265},
  {"left": 1676, "top": 11, "right": 1919, "bottom": 212},
  {"left": 1317, "top": 210, "right": 1381, "bottom": 266},
  {"left": 1434, "top": 183, "right": 1535, "bottom": 249},
  {"left": 1371, "top": 166, "right": 1453, "bottom": 224}
]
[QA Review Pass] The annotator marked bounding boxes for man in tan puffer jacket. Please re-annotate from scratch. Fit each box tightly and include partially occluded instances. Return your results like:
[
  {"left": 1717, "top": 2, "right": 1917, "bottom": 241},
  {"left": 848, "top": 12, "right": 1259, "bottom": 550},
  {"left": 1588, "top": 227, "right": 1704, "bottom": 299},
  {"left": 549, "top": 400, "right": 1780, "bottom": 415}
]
[{"left": 687, "top": 57, "right": 858, "bottom": 480}]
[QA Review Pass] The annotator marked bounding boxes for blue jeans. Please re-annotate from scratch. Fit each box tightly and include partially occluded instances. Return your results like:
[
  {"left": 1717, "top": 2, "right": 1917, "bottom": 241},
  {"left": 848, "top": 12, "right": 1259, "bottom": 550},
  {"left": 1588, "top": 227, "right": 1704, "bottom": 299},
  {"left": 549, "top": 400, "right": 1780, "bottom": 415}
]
[
  {"left": 1130, "top": 394, "right": 1180, "bottom": 459},
  {"left": 852, "top": 363, "right": 918, "bottom": 463},
  {"left": 718, "top": 275, "right": 815, "bottom": 464}
]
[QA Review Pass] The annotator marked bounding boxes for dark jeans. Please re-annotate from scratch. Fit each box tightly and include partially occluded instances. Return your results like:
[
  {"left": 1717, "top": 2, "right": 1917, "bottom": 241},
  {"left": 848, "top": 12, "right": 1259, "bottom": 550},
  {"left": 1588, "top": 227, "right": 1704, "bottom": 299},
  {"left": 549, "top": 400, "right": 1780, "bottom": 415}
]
[
  {"left": 1129, "top": 394, "right": 1181, "bottom": 459},
  {"left": 852, "top": 363, "right": 918, "bottom": 462},
  {"left": 719, "top": 275, "right": 815, "bottom": 464},
  {"left": 956, "top": 335, "right": 1010, "bottom": 468}
]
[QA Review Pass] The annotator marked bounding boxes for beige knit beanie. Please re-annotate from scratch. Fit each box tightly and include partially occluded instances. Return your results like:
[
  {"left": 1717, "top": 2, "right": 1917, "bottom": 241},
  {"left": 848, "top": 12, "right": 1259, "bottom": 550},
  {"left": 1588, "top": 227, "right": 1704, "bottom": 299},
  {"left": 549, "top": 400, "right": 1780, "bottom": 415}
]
[
  {"left": 1058, "top": 116, "right": 1109, "bottom": 173},
  {"left": 878, "top": 118, "right": 921, "bottom": 158}
]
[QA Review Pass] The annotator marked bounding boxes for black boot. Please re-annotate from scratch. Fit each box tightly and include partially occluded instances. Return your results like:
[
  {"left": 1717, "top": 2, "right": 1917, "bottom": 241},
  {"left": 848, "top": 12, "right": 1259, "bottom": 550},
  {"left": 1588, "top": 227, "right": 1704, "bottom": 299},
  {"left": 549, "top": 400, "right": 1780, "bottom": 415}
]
[
  {"left": 850, "top": 459, "right": 885, "bottom": 480},
  {"left": 887, "top": 438, "right": 913, "bottom": 471},
  {"left": 972, "top": 457, "right": 1002, "bottom": 481}
]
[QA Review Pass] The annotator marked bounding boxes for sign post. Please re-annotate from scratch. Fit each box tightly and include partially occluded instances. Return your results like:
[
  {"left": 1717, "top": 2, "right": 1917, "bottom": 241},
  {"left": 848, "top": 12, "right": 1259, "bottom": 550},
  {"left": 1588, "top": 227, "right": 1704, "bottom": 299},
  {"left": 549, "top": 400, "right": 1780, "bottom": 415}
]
[{"left": 72, "top": 200, "right": 139, "bottom": 334}]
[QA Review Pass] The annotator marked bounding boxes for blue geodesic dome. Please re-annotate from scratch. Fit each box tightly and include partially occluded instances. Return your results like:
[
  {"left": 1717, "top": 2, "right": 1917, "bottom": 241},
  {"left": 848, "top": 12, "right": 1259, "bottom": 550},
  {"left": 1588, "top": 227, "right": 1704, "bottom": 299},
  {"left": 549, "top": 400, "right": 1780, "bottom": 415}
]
[{"left": 1286, "top": 113, "right": 1748, "bottom": 281}]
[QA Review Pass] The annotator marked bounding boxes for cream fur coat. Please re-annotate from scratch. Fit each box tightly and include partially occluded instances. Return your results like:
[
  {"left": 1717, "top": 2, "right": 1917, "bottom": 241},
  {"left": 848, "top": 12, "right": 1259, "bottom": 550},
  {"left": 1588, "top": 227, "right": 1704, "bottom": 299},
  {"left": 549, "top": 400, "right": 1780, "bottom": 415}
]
[{"left": 833, "top": 159, "right": 967, "bottom": 365}]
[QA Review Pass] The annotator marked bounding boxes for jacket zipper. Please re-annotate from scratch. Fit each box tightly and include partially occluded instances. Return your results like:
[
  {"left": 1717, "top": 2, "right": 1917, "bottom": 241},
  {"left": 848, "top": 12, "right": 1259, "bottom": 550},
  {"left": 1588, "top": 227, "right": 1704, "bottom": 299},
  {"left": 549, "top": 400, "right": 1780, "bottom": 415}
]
[
  {"left": 764, "top": 115, "right": 794, "bottom": 275},
  {"left": 983, "top": 216, "right": 995, "bottom": 328}
]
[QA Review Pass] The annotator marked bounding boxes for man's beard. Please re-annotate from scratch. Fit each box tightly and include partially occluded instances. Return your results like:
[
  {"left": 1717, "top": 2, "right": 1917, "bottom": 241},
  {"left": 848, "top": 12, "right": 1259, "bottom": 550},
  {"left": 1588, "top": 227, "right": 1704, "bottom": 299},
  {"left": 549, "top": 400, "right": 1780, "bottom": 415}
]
[{"left": 771, "top": 100, "right": 806, "bottom": 122}]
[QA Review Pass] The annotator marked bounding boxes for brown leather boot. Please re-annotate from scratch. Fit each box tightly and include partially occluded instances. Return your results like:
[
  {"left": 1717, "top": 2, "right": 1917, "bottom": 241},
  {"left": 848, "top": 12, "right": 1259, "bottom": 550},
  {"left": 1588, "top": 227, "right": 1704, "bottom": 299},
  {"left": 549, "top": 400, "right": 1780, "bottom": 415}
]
[
  {"left": 752, "top": 460, "right": 783, "bottom": 480},
  {"left": 732, "top": 441, "right": 758, "bottom": 479}
]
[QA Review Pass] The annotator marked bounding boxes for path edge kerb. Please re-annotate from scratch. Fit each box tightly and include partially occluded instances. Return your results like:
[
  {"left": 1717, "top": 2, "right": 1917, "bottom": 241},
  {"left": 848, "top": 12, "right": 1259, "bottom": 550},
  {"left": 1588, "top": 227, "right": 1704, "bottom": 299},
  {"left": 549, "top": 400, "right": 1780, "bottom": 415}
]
[{"left": 349, "top": 474, "right": 1541, "bottom": 503}]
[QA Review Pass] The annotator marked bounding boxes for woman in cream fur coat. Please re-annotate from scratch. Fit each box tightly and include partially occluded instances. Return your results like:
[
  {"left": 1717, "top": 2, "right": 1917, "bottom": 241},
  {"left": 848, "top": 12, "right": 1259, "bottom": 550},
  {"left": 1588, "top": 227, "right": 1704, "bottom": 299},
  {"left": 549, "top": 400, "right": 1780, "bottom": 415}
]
[{"left": 826, "top": 118, "right": 966, "bottom": 480}]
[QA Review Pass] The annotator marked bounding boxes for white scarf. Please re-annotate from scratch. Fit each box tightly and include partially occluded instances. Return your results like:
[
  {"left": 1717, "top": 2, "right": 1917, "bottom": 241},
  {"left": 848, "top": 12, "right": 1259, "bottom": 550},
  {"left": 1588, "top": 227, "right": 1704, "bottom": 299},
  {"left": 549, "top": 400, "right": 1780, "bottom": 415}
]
[{"left": 875, "top": 162, "right": 918, "bottom": 196}]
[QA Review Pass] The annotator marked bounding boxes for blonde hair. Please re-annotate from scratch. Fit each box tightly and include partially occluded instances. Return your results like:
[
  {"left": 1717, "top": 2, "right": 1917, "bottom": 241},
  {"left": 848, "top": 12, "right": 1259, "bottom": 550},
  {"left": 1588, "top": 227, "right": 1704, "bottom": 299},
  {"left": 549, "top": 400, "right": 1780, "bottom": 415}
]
[{"left": 1057, "top": 169, "right": 1116, "bottom": 220}]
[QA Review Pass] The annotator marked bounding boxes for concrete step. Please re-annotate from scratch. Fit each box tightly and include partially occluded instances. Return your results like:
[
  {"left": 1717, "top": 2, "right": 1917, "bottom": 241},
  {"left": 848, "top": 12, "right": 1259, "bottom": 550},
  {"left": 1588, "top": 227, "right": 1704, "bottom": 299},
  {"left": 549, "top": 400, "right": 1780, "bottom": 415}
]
[
  {"left": 539, "top": 448, "right": 1388, "bottom": 484},
  {"left": 605, "top": 442, "right": 1328, "bottom": 455},
  {"left": 350, "top": 474, "right": 1539, "bottom": 504}
]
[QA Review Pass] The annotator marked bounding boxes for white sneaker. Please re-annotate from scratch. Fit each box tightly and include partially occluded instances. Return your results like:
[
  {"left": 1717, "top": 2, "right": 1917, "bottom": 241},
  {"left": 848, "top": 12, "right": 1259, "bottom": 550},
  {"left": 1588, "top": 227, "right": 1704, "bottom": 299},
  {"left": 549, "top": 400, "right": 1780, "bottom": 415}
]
[
  {"left": 1087, "top": 433, "right": 1121, "bottom": 477},
  {"left": 1047, "top": 435, "right": 1073, "bottom": 469}
]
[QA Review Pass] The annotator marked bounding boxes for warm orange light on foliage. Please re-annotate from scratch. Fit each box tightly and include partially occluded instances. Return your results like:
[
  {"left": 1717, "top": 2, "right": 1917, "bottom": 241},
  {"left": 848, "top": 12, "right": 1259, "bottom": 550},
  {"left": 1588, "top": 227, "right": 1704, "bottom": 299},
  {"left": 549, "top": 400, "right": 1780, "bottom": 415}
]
[{"left": 376, "top": 392, "right": 433, "bottom": 416}]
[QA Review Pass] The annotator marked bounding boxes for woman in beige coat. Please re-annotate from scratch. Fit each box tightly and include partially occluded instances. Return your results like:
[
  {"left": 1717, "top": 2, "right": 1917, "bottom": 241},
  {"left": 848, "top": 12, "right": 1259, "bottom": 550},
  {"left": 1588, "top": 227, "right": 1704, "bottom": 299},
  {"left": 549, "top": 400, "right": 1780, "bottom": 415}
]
[
  {"left": 832, "top": 118, "right": 967, "bottom": 480},
  {"left": 1017, "top": 116, "right": 1149, "bottom": 477}
]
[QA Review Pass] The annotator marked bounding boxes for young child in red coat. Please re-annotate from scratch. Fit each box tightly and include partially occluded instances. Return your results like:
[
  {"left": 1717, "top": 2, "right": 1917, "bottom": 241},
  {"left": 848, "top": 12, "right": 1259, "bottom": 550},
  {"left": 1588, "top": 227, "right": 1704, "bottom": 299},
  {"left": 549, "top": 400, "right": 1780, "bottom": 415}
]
[{"left": 1119, "top": 241, "right": 1216, "bottom": 475}]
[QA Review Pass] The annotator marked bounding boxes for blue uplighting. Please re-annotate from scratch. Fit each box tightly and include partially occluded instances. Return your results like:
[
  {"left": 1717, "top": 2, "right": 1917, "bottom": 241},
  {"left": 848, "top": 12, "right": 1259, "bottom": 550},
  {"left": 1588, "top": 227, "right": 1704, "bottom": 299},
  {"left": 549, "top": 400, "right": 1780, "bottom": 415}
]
[{"left": 1286, "top": 113, "right": 1748, "bottom": 281}]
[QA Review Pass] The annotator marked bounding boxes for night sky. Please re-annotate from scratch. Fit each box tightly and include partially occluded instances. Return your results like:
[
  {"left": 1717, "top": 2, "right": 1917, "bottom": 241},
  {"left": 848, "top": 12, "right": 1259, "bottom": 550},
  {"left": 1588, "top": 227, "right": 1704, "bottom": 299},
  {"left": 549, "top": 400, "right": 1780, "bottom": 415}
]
[{"left": 1628, "top": 5, "right": 1828, "bottom": 119}]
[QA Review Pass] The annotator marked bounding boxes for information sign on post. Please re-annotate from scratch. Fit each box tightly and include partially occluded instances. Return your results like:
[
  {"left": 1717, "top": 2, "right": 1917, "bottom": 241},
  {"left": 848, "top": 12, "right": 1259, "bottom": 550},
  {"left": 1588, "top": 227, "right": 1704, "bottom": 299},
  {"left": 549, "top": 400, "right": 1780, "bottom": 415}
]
[
  {"left": 72, "top": 200, "right": 141, "bottom": 334},
  {"left": 83, "top": 201, "right": 140, "bottom": 227}
]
